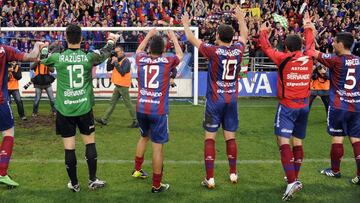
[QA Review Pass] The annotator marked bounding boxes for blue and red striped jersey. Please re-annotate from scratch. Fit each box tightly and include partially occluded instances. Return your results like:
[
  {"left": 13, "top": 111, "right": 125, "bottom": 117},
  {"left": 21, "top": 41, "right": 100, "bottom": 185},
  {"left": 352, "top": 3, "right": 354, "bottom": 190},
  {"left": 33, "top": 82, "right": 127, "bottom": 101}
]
[
  {"left": 0, "top": 45, "right": 24, "bottom": 104},
  {"left": 317, "top": 53, "right": 360, "bottom": 112},
  {"left": 199, "top": 42, "right": 244, "bottom": 103},
  {"left": 136, "top": 52, "right": 179, "bottom": 115}
]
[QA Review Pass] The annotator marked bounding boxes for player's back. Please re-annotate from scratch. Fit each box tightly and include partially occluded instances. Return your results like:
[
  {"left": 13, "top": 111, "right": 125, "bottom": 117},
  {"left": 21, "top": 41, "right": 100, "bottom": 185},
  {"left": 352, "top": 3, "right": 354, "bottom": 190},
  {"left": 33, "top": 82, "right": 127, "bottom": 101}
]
[
  {"left": 318, "top": 53, "right": 360, "bottom": 112},
  {"left": 199, "top": 42, "right": 244, "bottom": 103},
  {"left": 136, "top": 52, "right": 179, "bottom": 115},
  {"left": 42, "top": 49, "right": 95, "bottom": 116}
]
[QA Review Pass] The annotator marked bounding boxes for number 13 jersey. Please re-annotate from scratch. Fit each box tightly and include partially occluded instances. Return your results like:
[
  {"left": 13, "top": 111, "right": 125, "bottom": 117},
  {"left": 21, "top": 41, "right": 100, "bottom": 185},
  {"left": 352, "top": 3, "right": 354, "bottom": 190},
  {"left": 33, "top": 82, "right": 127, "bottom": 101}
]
[
  {"left": 199, "top": 42, "right": 245, "bottom": 103},
  {"left": 136, "top": 52, "right": 179, "bottom": 115},
  {"left": 42, "top": 47, "right": 112, "bottom": 116}
]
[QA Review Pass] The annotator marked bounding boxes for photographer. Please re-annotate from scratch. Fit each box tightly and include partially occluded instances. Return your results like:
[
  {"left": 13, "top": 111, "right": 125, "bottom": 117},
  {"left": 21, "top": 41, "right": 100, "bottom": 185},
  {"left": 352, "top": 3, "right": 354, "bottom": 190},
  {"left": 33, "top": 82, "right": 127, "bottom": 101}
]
[
  {"left": 30, "top": 47, "right": 56, "bottom": 117},
  {"left": 7, "top": 62, "right": 27, "bottom": 121},
  {"left": 95, "top": 45, "right": 138, "bottom": 128},
  {"left": 309, "top": 62, "right": 330, "bottom": 113}
]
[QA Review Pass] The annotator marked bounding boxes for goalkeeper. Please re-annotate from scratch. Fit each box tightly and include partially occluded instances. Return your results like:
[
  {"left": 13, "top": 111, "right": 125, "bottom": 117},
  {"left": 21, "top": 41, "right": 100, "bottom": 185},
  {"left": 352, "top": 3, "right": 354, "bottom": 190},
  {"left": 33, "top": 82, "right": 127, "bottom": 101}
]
[{"left": 41, "top": 24, "right": 119, "bottom": 192}]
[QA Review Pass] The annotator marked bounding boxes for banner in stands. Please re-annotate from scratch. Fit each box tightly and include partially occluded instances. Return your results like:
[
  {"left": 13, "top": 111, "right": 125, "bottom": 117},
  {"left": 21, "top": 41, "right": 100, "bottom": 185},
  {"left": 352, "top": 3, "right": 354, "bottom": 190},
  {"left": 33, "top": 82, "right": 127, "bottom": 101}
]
[{"left": 198, "top": 72, "right": 278, "bottom": 97}]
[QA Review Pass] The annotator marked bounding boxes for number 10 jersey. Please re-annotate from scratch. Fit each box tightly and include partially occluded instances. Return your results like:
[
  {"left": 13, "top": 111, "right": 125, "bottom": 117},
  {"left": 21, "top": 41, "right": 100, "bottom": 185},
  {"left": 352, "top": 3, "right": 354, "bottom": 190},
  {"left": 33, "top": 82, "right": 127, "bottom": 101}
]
[{"left": 199, "top": 42, "right": 245, "bottom": 103}]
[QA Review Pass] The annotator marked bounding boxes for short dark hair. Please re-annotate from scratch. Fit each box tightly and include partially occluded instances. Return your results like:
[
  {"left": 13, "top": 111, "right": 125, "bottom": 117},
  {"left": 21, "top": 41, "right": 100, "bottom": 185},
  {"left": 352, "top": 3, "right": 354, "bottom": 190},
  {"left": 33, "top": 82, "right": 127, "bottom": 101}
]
[
  {"left": 115, "top": 45, "right": 124, "bottom": 51},
  {"left": 66, "top": 24, "right": 82, "bottom": 44},
  {"left": 336, "top": 32, "right": 354, "bottom": 50},
  {"left": 149, "top": 35, "right": 164, "bottom": 55},
  {"left": 285, "top": 34, "right": 302, "bottom": 52},
  {"left": 217, "top": 24, "right": 234, "bottom": 43}
]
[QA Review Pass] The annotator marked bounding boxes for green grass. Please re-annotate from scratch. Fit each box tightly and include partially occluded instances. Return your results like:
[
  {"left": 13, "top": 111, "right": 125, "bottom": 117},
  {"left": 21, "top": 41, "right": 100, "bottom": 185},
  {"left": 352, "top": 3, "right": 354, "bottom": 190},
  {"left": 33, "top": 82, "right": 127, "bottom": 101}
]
[{"left": 1, "top": 98, "right": 359, "bottom": 203}]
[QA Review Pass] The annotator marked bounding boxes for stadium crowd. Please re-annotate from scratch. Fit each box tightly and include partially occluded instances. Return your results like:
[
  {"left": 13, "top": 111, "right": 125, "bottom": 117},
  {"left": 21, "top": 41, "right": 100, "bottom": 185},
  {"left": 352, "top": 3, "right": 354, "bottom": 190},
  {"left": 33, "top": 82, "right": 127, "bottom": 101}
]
[{"left": 0, "top": 0, "right": 359, "bottom": 55}]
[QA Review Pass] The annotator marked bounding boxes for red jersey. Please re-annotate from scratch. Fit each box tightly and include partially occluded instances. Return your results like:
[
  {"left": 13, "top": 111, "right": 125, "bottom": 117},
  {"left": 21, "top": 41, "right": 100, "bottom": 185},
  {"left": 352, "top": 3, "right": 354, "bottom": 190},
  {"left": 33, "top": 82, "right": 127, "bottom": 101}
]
[
  {"left": 0, "top": 45, "right": 25, "bottom": 104},
  {"left": 259, "top": 28, "right": 315, "bottom": 108}
]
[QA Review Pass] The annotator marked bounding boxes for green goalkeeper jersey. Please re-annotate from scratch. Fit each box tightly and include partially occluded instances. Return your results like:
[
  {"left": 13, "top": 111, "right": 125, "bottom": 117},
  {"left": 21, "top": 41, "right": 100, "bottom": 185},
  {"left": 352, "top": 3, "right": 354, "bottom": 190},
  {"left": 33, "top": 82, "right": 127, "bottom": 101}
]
[{"left": 42, "top": 43, "right": 113, "bottom": 116}]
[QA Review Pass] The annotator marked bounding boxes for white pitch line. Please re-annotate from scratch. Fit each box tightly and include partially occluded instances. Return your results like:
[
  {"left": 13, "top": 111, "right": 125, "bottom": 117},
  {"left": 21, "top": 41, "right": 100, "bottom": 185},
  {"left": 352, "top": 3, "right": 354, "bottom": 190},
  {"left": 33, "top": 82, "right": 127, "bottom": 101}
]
[{"left": 11, "top": 158, "right": 354, "bottom": 164}]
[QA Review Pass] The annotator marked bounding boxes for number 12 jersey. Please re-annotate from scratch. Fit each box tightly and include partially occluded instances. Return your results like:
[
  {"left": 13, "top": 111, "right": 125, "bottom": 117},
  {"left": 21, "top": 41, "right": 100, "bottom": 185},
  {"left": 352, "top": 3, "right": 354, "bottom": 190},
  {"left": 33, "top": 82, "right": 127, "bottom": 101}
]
[{"left": 136, "top": 52, "right": 179, "bottom": 115}]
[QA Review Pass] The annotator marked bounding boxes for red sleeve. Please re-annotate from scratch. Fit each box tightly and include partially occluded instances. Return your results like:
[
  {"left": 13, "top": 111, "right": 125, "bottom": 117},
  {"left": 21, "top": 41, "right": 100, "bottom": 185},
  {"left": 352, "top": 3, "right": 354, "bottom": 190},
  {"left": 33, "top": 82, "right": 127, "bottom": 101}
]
[
  {"left": 4, "top": 46, "right": 25, "bottom": 62},
  {"left": 317, "top": 53, "right": 339, "bottom": 70},
  {"left": 171, "top": 55, "right": 180, "bottom": 67},
  {"left": 169, "top": 55, "right": 179, "bottom": 78},
  {"left": 199, "top": 42, "right": 216, "bottom": 59},
  {"left": 303, "top": 28, "right": 316, "bottom": 56},
  {"left": 259, "top": 30, "right": 288, "bottom": 66},
  {"left": 136, "top": 52, "right": 147, "bottom": 62}
]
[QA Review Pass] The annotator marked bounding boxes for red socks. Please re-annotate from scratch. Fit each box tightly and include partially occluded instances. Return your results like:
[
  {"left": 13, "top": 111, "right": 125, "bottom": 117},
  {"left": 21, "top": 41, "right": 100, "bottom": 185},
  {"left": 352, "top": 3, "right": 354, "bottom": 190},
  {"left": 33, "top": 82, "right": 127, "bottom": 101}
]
[
  {"left": 134, "top": 156, "right": 144, "bottom": 171},
  {"left": 352, "top": 142, "right": 360, "bottom": 176},
  {"left": 331, "top": 143, "right": 344, "bottom": 173},
  {"left": 226, "top": 139, "right": 237, "bottom": 174},
  {"left": 293, "top": 146, "right": 304, "bottom": 179},
  {"left": 204, "top": 139, "right": 215, "bottom": 180},
  {"left": 152, "top": 173, "right": 162, "bottom": 188},
  {"left": 0, "top": 136, "right": 14, "bottom": 176},
  {"left": 279, "top": 144, "right": 296, "bottom": 184}
]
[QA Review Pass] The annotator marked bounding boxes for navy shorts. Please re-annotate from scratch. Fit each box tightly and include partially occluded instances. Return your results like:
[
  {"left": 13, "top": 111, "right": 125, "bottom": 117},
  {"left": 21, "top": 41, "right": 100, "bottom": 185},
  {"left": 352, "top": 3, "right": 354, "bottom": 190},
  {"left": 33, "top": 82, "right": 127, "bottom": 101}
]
[
  {"left": 203, "top": 100, "right": 238, "bottom": 132},
  {"left": 137, "top": 112, "right": 169, "bottom": 144},
  {"left": 0, "top": 101, "right": 14, "bottom": 131},
  {"left": 327, "top": 107, "right": 360, "bottom": 137},
  {"left": 274, "top": 104, "right": 310, "bottom": 139}
]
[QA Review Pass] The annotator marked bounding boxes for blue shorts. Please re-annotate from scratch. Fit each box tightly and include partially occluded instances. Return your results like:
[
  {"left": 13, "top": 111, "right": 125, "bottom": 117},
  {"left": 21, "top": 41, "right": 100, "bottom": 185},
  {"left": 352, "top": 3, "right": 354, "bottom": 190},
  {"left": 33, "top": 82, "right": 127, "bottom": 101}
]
[
  {"left": 137, "top": 112, "right": 169, "bottom": 144},
  {"left": 0, "top": 101, "right": 14, "bottom": 131},
  {"left": 327, "top": 107, "right": 360, "bottom": 137},
  {"left": 203, "top": 100, "right": 238, "bottom": 132},
  {"left": 274, "top": 104, "right": 310, "bottom": 139}
]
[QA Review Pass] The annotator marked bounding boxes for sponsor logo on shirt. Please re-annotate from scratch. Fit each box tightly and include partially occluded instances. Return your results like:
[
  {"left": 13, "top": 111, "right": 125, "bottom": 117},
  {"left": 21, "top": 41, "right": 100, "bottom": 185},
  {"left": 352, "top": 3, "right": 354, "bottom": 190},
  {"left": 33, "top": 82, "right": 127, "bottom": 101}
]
[
  {"left": 0, "top": 47, "right": 5, "bottom": 54},
  {"left": 286, "top": 73, "right": 310, "bottom": 80},
  {"left": 293, "top": 56, "right": 310, "bottom": 66},
  {"left": 140, "top": 88, "right": 163, "bottom": 97}
]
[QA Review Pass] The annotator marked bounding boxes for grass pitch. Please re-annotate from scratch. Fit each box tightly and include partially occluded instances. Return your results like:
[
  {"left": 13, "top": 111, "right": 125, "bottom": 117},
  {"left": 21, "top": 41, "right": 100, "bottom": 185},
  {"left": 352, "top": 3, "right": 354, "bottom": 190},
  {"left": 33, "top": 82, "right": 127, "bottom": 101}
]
[{"left": 0, "top": 98, "right": 359, "bottom": 203}]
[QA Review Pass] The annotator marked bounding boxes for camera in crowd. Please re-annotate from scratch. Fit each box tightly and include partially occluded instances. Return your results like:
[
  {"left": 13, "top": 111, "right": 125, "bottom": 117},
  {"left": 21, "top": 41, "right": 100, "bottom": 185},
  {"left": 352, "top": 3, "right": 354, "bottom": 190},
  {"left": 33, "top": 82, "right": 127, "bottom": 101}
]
[{"left": 23, "top": 81, "right": 32, "bottom": 90}]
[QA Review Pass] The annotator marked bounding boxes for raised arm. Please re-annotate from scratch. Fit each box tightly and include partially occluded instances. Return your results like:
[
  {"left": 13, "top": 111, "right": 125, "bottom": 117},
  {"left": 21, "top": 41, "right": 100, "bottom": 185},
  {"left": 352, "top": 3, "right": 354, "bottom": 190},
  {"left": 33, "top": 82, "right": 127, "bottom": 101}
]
[
  {"left": 181, "top": 12, "right": 202, "bottom": 49},
  {"left": 136, "top": 28, "right": 158, "bottom": 54},
  {"left": 91, "top": 33, "right": 120, "bottom": 65},
  {"left": 22, "top": 42, "right": 48, "bottom": 62},
  {"left": 302, "top": 11, "right": 316, "bottom": 56},
  {"left": 259, "top": 22, "right": 288, "bottom": 66},
  {"left": 234, "top": 6, "right": 248, "bottom": 45},
  {"left": 167, "top": 30, "right": 184, "bottom": 61}
]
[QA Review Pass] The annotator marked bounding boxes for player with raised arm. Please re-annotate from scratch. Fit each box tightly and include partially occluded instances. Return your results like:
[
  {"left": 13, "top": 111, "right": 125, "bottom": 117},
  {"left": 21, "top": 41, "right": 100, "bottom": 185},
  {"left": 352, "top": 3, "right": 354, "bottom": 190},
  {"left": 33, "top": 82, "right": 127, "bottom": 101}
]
[
  {"left": 0, "top": 41, "right": 45, "bottom": 188},
  {"left": 259, "top": 13, "right": 315, "bottom": 201},
  {"left": 41, "top": 24, "right": 119, "bottom": 192},
  {"left": 182, "top": 7, "right": 248, "bottom": 188},
  {"left": 132, "top": 29, "right": 183, "bottom": 193},
  {"left": 310, "top": 32, "right": 360, "bottom": 185}
]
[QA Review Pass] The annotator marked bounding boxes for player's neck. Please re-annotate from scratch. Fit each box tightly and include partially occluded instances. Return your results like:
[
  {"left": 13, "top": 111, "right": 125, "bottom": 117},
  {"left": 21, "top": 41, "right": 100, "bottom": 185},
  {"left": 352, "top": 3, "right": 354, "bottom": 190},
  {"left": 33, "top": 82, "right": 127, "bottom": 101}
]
[
  {"left": 338, "top": 50, "right": 351, "bottom": 56},
  {"left": 217, "top": 42, "right": 231, "bottom": 47},
  {"left": 68, "top": 43, "right": 81, "bottom": 49}
]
